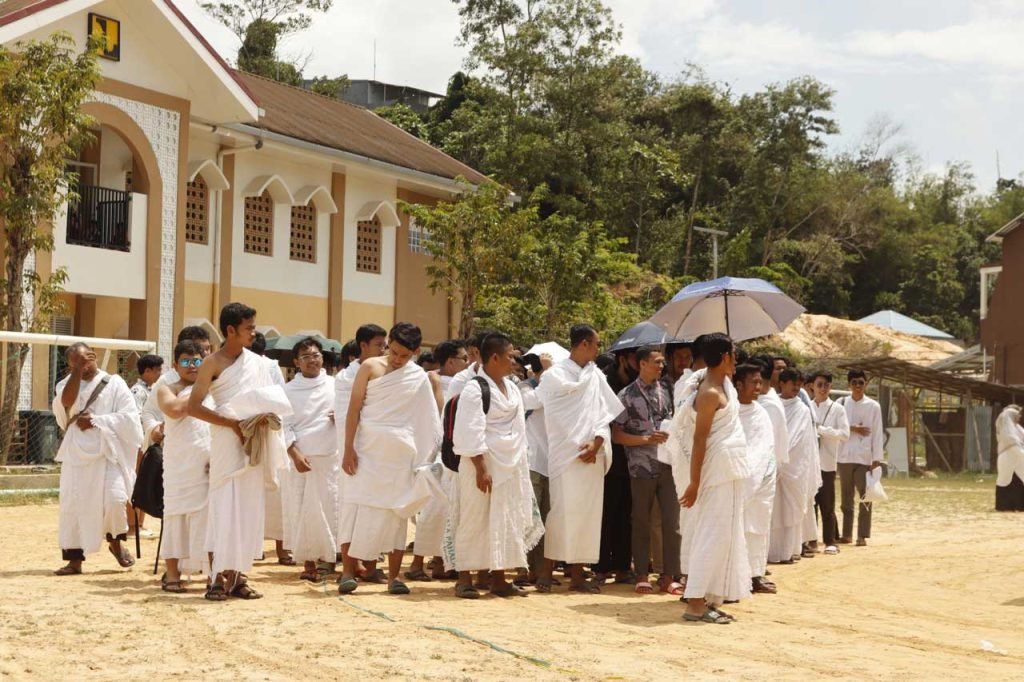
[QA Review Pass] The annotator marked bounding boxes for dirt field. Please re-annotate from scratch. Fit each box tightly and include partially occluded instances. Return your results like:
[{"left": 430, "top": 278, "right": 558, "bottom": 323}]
[{"left": 1, "top": 476, "right": 1022, "bottom": 681}]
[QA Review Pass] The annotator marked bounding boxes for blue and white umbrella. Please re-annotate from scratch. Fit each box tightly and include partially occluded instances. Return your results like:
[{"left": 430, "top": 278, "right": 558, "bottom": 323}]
[{"left": 649, "top": 277, "right": 805, "bottom": 342}]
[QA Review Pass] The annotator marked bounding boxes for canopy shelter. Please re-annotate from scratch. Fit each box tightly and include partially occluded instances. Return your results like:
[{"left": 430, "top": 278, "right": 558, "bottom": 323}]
[
  {"left": 857, "top": 310, "right": 955, "bottom": 340},
  {"left": 837, "top": 356, "right": 1021, "bottom": 474}
]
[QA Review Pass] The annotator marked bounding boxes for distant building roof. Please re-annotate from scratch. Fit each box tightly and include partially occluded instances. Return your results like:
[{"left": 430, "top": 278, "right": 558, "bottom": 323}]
[
  {"left": 348, "top": 79, "right": 444, "bottom": 99},
  {"left": 857, "top": 310, "right": 955, "bottom": 340},
  {"left": 233, "top": 71, "right": 488, "bottom": 185},
  {"left": 988, "top": 211, "right": 1024, "bottom": 242}
]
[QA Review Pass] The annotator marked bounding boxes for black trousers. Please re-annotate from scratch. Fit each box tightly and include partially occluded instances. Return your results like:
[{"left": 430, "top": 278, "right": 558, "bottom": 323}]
[
  {"left": 815, "top": 470, "right": 839, "bottom": 546},
  {"left": 593, "top": 448, "right": 631, "bottom": 573},
  {"left": 61, "top": 533, "right": 126, "bottom": 561}
]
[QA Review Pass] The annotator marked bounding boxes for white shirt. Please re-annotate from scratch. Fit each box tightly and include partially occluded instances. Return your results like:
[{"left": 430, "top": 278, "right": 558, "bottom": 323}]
[
  {"left": 813, "top": 398, "right": 850, "bottom": 472},
  {"left": 838, "top": 395, "right": 884, "bottom": 466}
]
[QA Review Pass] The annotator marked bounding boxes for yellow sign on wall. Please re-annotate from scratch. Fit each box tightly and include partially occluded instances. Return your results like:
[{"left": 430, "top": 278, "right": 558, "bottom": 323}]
[{"left": 88, "top": 13, "right": 120, "bottom": 62}]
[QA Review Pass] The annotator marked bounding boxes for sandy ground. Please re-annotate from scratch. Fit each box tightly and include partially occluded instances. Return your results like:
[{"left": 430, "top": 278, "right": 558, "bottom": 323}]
[
  {"left": 774, "top": 314, "right": 963, "bottom": 366},
  {"left": 1, "top": 477, "right": 1023, "bottom": 681}
]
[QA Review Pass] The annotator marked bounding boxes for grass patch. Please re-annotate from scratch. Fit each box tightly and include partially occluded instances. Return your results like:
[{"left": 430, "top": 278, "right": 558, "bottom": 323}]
[{"left": 0, "top": 490, "right": 59, "bottom": 507}]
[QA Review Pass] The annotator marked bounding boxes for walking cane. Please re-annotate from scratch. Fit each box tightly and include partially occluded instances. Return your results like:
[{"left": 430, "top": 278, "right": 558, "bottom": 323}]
[
  {"left": 153, "top": 521, "right": 163, "bottom": 575},
  {"left": 134, "top": 508, "right": 142, "bottom": 559}
]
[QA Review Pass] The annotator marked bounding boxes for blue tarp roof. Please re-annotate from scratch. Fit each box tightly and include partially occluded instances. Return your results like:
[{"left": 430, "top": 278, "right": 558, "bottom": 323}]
[{"left": 856, "top": 310, "right": 955, "bottom": 339}]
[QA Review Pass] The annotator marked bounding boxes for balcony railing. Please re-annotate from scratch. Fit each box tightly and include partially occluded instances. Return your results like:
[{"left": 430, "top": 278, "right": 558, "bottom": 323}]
[{"left": 66, "top": 184, "right": 132, "bottom": 252}]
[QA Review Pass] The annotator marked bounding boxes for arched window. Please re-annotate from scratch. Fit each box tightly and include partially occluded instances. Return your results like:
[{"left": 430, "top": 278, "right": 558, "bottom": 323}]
[
  {"left": 356, "top": 215, "right": 381, "bottom": 273},
  {"left": 185, "top": 175, "right": 209, "bottom": 244},
  {"left": 290, "top": 201, "right": 317, "bottom": 263},
  {"left": 244, "top": 189, "right": 274, "bottom": 256}
]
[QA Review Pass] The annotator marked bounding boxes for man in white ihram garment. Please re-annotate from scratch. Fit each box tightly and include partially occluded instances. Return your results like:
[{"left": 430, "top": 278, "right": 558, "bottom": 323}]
[
  {"left": 449, "top": 333, "right": 542, "bottom": 599},
  {"left": 155, "top": 339, "right": 212, "bottom": 592},
  {"left": 53, "top": 343, "right": 143, "bottom": 576},
  {"left": 535, "top": 324, "right": 624, "bottom": 594},
  {"left": 996, "top": 405, "right": 1024, "bottom": 499},
  {"left": 334, "top": 323, "right": 387, "bottom": 580},
  {"left": 338, "top": 323, "right": 441, "bottom": 596},
  {"left": 771, "top": 368, "right": 819, "bottom": 564},
  {"left": 733, "top": 363, "right": 778, "bottom": 595},
  {"left": 251, "top": 331, "right": 291, "bottom": 566},
  {"left": 676, "top": 333, "right": 751, "bottom": 624},
  {"left": 282, "top": 337, "right": 340, "bottom": 582},
  {"left": 189, "top": 303, "right": 290, "bottom": 601}
]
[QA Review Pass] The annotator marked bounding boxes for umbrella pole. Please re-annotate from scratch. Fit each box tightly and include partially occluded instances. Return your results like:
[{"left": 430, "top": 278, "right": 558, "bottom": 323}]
[{"left": 724, "top": 291, "right": 730, "bottom": 336}]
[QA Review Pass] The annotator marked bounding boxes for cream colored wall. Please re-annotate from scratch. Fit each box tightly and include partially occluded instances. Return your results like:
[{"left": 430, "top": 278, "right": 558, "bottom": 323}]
[
  {"left": 339, "top": 300, "right": 395, "bottom": 343},
  {"left": 51, "top": 194, "right": 148, "bottom": 299},
  {"left": 184, "top": 279, "right": 215, "bottom": 324},
  {"left": 230, "top": 147, "right": 333, "bottom": 298},
  {"left": 98, "top": 125, "right": 133, "bottom": 190},
  {"left": 342, "top": 171, "right": 398, "bottom": 307},
  {"left": 232, "top": 286, "right": 328, "bottom": 337}
]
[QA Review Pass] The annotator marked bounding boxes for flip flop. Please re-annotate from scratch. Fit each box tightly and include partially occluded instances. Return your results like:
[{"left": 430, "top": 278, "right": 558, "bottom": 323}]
[
  {"left": 403, "top": 569, "right": 433, "bottom": 582},
  {"left": 230, "top": 582, "right": 263, "bottom": 600},
  {"left": 53, "top": 565, "right": 82, "bottom": 576},
  {"left": 455, "top": 583, "right": 480, "bottom": 599},
  {"left": 568, "top": 582, "right": 601, "bottom": 594},
  {"left": 662, "top": 581, "right": 685, "bottom": 596},
  {"left": 490, "top": 582, "right": 528, "bottom": 598},
  {"left": 683, "top": 608, "right": 731, "bottom": 624},
  {"left": 635, "top": 581, "right": 655, "bottom": 595},
  {"left": 388, "top": 579, "right": 411, "bottom": 595},
  {"left": 824, "top": 545, "right": 839, "bottom": 555},
  {"left": 204, "top": 583, "right": 228, "bottom": 601},
  {"left": 338, "top": 577, "right": 358, "bottom": 594},
  {"left": 109, "top": 544, "right": 135, "bottom": 568}
]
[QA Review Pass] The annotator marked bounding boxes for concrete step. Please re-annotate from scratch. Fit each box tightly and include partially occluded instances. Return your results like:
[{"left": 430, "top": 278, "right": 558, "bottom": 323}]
[{"left": 0, "top": 473, "right": 60, "bottom": 490}]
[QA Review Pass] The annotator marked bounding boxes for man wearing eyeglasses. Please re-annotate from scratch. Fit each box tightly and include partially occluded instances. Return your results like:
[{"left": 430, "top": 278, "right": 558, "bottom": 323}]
[{"left": 837, "top": 369, "right": 884, "bottom": 547}]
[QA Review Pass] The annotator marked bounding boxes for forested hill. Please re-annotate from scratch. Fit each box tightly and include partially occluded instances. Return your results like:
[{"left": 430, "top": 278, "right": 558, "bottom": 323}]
[{"left": 372, "top": 0, "right": 1021, "bottom": 342}]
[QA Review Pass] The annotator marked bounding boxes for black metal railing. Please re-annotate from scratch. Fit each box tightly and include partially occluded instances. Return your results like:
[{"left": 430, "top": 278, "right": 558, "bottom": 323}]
[{"left": 66, "top": 184, "right": 132, "bottom": 252}]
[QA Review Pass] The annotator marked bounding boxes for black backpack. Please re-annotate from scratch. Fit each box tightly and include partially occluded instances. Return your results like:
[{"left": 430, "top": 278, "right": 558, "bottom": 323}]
[
  {"left": 440, "top": 376, "right": 491, "bottom": 471},
  {"left": 131, "top": 443, "right": 164, "bottom": 519}
]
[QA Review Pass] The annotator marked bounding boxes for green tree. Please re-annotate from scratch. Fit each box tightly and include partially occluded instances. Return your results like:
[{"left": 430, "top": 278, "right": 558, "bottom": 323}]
[
  {"left": 307, "top": 74, "right": 349, "bottom": 99},
  {"left": 0, "top": 33, "right": 99, "bottom": 462},
  {"left": 375, "top": 103, "right": 429, "bottom": 139}
]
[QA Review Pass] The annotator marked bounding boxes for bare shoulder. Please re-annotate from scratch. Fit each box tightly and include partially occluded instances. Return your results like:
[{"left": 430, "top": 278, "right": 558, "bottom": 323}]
[
  {"left": 427, "top": 372, "right": 441, "bottom": 388},
  {"left": 361, "top": 356, "right": 388, "bottom": 379},
  {"left": 696, "top": 383, "right": 725, "bottom": 409}
]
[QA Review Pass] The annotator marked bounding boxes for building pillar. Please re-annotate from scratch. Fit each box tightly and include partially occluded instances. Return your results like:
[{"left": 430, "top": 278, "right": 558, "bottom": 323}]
[{"left": 328, "top": 171, "right": 346, "bottom": 340}]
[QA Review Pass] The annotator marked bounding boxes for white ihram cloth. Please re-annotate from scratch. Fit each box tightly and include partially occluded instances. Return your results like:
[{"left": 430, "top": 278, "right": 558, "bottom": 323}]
[
  {"left": 257, "top": 356, "right": 288, "bottom": 542},
  {"left": 536, "top": 358, "right": 623, "bottom": 563},
  {"left": 283, "top": 371, "right": 340, "bottom": 563},
  {"left": 738, "top": 401, "right": 776, "bottom": 578},
  {"left": 141, "top": 370, "right": 179, "bottom": 448},
  {"left": 996, "top": 406, "right": 1024, "bottom": 487},
  {"left": 54, "top": 372, "right": 143, "bottom": 555},
  {"left": 444, "top": 374, "right": 542, "bottom": 571},
  {"left": 205, "top": 349, "right": 289, "bottom": 576},
  {"left": 338, "top": 362, "right": 442, "bottom": 561},
  {"left": 769, "top": 397, "right": 818, "bottom": 562},
  {"left": 333, "top": 360, "right": 360, "bottom": 503},
  {"left": 758, "top": 389, "right": 790, "bottom": 467},
  {"left": 669, "top": 375, "right": 751, "bottom": 603},
  {"left": 160, "top": 384, "right": 211, "bottom": 573},
  {"left": 519, "top": 381, "right": 549, "bottom": 477},
  {"left": 445, "top": 363, "right": 481, "bottom": 402}
]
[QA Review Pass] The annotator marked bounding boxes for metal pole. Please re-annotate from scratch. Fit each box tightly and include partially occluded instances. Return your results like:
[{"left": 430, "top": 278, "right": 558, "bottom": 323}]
[{"left": 694, "top": 226, "right": 728, "bottom": 279}]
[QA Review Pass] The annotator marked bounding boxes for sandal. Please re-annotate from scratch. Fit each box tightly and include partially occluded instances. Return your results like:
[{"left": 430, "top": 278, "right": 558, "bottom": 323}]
[
  {"left": 403, "top": 569, "right": 433, "bottom": 582},
  {"left": 455, "top": 583, "right": 480, "bottom": 599},
  {"left": 568, "top": 581, "right": 601, "bottom": 594},
  {"left": 662, "top": 581, "right": 685, "bottom": 596},
  {"left": 299, "top": 570, "right": 320, "bottom": 582},
  {"left": 752, "top": 577, "right": 777, "bottom": 594},
  {"left": 204, "top": 583, "right": 228, "bottom": 601},
  {"left": 534, "top": 577, "right": 553, "bottom": 593},
  {"left": 358, "top": 568, "right": 386, "bottom": 584},
  {"left": 162, "top": 579, "right": 187, "bottom": 593},
  {"left": 338, "top": 577, "right": 358, "bottom": 594},
  {"left": 109, "top": 544, "right": 135, "bottom": 568},
  {"left": 682, "top": 608, "right": 731, "bottom": 624},
  {"left": 490, "top": 582, "right": 528, "bottom": 598},
  {"left": 54, "top": 564, "right": 82, "bottom": 576},
  {"left": 635, "top": 581, "right": 655, "bottom": 595},
  {"left": 230, "top": 582, "right": 263, "bottom": 600},
  {"left": 712, "top": 606, "right": 737, "bottom": 621},
  {"left": 388, "top": 579, "right": 411, "bottom": 595},
  {"left": 824, "top": 545, "right": 839, "bottom": 555},
  {"left": 277, "top": 555, "right": 296, "bottom": 566}
]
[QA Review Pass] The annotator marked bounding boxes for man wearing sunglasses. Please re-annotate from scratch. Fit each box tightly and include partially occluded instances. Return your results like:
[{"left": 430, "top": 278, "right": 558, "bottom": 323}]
[{"left": 837, "top": 370, "right": 884, "bottom": 547}]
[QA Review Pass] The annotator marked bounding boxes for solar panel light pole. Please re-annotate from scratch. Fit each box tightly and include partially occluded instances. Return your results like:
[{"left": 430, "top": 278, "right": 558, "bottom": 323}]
[{"left": 693, "top": 226, "right": 729, "bottom": 279}]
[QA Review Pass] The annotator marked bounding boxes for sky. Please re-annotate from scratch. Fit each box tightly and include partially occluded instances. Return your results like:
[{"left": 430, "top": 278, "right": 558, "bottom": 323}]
[{"left": 176, "top": 0, "right": 1023, "bottom": 192}]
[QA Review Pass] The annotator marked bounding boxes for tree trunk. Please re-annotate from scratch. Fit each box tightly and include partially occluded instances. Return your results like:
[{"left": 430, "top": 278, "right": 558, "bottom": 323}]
[
  {"left": 0, "top": 236, "right": 29, "bottom": 465},
  {"left": 0, "top": 344, "right": 28, "bottom": 465},
  {"left": 682, "top": 160, "right": 703, "bottom": 277}
]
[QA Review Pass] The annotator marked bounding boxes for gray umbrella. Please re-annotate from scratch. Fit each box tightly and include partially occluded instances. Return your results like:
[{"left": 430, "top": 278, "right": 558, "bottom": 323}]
[{"left": 608, "top": 321, "right": 687, "bottom": 353}]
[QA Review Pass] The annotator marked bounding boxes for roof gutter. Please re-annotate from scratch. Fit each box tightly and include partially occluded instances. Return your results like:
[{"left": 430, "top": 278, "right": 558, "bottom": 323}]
[{"left": 224, "top": 123, "right": 477, "bottom": 196}]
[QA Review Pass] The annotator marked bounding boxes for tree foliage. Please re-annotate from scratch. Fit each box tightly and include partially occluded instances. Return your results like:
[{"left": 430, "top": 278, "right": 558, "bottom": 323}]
[{"left": 0, "top": 32, "right": 99, "bottom": 462}]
